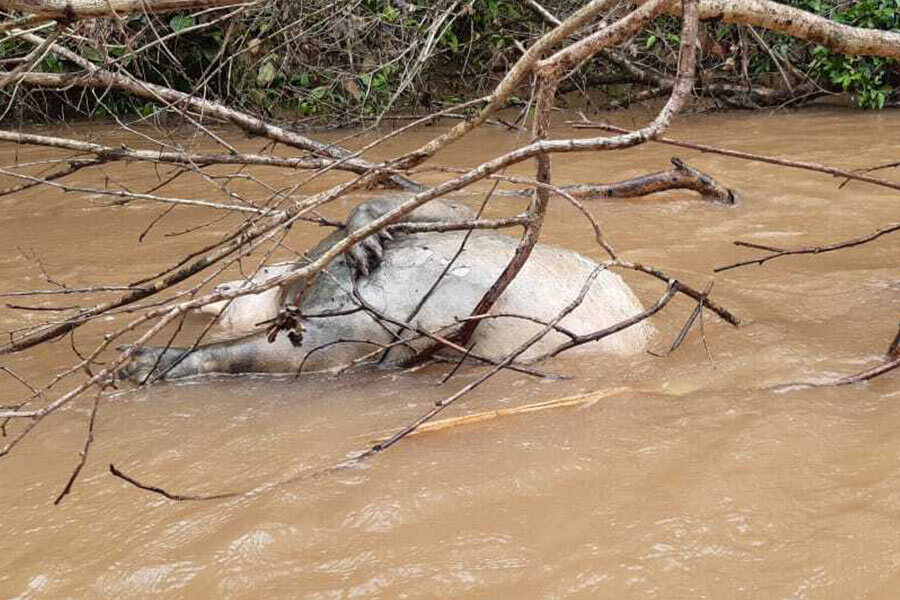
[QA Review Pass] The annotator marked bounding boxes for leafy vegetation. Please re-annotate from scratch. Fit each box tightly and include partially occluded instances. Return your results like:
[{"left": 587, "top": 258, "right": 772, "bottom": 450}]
[
  {"left": 803, "top": 0, "right": 899, "bottom": 108},
  {"left": 2, "top": 0, "right": 897, "bottom": 122}
]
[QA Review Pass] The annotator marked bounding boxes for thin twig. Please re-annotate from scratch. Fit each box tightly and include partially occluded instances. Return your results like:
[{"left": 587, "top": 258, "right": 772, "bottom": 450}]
[
  {"left": 715, "top": 223, "right": 900, "bottom": 272},
  {"left": 53, "top": 389, "right": 102, "bottom": 505},
  {"left": 649, "top": 280, "right": 714, "bottom": 357}
]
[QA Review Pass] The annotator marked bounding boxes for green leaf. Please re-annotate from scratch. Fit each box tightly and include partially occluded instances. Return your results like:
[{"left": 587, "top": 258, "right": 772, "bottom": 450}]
[
  {"left": 444, "top": 29, "right": 460, "bottom": 54},
  {"left": 383, "top": 5, "right": 399, "bottom": 22},
  {"left": 645, "top": 35, "right": 658, "bottom": 49},
  {"left": 257, "top": 61, "right": 277, "bottom": 87},
  {"left": 136, "top": 102, "right": 156, "bottom": 118},
  {"left": 170, "top": 15, "right": 195, "bottom": 32},
  {"left": 42, "top": 53, "right": 64, "bottom": 73}
]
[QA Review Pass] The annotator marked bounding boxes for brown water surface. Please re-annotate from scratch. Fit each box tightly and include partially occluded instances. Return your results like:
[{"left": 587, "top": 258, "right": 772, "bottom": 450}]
[{"left": 0, "top": 108, "right": 898, "bottom": 598}]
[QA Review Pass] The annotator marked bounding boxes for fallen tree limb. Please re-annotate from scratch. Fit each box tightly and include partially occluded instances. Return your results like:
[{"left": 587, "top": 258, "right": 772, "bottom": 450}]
[
  {"left": 8, "top": 70, "right": 416, "bottom": 185},
  {"left": 0, "top": 166, "right": 273, "bottom": 213},
  {"left": 0, "top": 23, "right": 58, "bottom": 90},
  {"left": 506, "top": 157, "right": 736, "bottom": 203},
  {"left": 614, "top": 259, "right": 739, "bottom": 325},
  {"left": 570, "top": 121, "right": 900, "bottom": 194},
  {"left": 632, "top": 0, "right": 900, "bottom": 58},
  {"left": 0, "top": 157, "right": 98, "bottom": 197},
  {"left": 0, "top": 0, "right": 252, "bottom": 19}
]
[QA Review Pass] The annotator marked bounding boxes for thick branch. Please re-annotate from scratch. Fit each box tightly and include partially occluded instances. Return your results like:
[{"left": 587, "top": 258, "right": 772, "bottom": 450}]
[
  {"left": 451, "top": 74, "right": 559, "bottom": 348},
  {"left": 392, "top": 0, "right": 619, "bottom": 170},
  {"left": 510, "top": 157, "right": 736, "bottom": 203},
  {"left": 633, "top": 0, "right": 900, "bottom": 57},
  {"left": 537, "top": 0, "right": 676, "bottom": 73},
  {"left": 0, "top": 0, "right": 250, "bottom": 19}
]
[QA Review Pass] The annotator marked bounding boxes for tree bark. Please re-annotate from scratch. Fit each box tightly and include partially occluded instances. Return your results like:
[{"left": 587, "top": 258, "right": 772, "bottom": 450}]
[
  {"left": 0, "top": 0, "right": 246, "bottom": 20},
  {"left": 548, "top": 158, "right": 736, "bottom": 203},
  {"left": 633, "top": 0, "right": 900, "bottom": 58}
]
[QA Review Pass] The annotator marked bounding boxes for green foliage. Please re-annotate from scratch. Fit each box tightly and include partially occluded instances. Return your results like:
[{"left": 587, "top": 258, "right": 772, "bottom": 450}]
[
  {"left": 632, "top": 0, "right": 897, "bottom": 109},
  {"left": 381, "top": 4, "right": 400, "bottom": 23},
  {"left": 256, "top": 61, "right": 278, "bottom": 87},
  {"left": 797, "top": 0, "right": 898, "bottom": 108},
  {"left": 298, "top": 85, "right": 331, "bottom": 116},
  {"left": 42, "top": 53, "right": 65, "bottom": 73},
  {"left": 169, "top": 15, "right": 196, "bottom": 32},
  {"left": 813, "top": 49, "right": 892, "bottom": 108},
  {"left": 8, "top": 0, "right": 899, "bottom": 122}
]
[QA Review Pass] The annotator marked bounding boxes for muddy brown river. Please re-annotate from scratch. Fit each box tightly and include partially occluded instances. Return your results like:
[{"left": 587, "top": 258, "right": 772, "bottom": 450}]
[{"left": 0, "top": 107, "right": 898, "bottom": 598}]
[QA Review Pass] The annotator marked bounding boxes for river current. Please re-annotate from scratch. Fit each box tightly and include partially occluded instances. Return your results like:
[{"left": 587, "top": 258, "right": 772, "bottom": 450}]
[{"left": 1, "top": 107, "right": 898, "bottom": 598}]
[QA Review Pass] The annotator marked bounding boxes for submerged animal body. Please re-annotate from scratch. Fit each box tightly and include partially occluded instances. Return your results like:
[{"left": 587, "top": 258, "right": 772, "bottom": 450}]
[{"left": 120, "top": 197, "right": 651, "bottom": 382}]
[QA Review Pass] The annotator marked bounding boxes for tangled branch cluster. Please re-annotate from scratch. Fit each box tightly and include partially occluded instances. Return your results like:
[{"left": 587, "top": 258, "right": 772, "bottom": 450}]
[
  {"left": 0, "top": 0, "right": 897, "bottom": 503},
  {"left": 2, "top": 0, "right": 898, "bottom": 126}
]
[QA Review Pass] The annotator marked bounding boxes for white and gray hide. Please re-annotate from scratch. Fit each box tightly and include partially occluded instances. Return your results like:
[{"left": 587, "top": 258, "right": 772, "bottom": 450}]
[{"left": 119, "top": 196, "right": 652, "bottom": 382}]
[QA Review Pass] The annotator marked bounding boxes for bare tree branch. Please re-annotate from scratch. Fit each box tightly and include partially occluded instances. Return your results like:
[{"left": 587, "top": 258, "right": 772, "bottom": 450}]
[
  {"left": 572, "top": 121, "right": 900, "bottom": 194},
  {"left": 633, "top": 0, "right": 900, "bottom": 58},
  {"left": 715, "top": 223, "right": 900, "bottom": 272},
  {"left": 0, "top": 0, "right": 253, "bottom": 20}
]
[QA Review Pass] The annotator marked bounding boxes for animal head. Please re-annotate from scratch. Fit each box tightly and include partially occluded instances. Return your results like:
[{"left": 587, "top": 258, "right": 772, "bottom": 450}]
[{"left": 196, "top": 262, "right": 301, "bottom": 334}]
